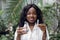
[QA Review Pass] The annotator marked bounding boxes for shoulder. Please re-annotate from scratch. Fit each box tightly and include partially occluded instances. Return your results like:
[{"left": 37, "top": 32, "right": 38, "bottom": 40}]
[{"left": 38, "top": 24, "right": 46, "bottom": 32}]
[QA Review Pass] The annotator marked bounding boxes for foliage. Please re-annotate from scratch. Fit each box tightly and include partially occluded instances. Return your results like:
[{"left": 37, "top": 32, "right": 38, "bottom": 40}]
[
  {"left": 0, "top": 0, "right": 60, "bottom": 40},
  {"left": 0, "top": 10, "right": 7, "bottom": 32},
  {"left": 38, "top": 2, "right": 60, "bottom": 40},
  {"left": 40, "top": 3, "right": 57, "bottom": 27}
]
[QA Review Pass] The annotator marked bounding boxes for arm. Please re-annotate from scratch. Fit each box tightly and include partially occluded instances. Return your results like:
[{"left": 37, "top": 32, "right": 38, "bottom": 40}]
[
  {"left": 42, "top": 30, "right": 46, "bottom": 40},
  {"left": 43, "top": 27, "right": 50, "bottom": 40},
  {"left": 14, "top": 27, "right": 21, "bottom": 40},
  {"left": 38, "top": 24, "right": 46, "bottom": 40},
  {"left": 14, "top": 27, "right": 27, "bottom": 40},
  {"left": 16, "top": 35, "right": 21, "bottom": 40}
]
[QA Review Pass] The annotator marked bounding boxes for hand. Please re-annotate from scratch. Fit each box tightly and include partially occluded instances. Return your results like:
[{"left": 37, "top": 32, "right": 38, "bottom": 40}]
[
  {"left": 38, "top": 24, "right": 46, "bottom": 40},
  {"left": 16, "top": 27, "right": 27, "bottom": 36},
  {"left": 38, "top": 24, "right": 46, "bottom": 32}
]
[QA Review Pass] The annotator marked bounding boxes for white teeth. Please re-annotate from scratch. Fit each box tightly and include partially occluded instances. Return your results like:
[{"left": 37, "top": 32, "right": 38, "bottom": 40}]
[
  {"left": 30, "top": 19, "right": 33, "bottom": 20},
  {"left": 30, "top": 19, "right": 34, "bottom": 20}
]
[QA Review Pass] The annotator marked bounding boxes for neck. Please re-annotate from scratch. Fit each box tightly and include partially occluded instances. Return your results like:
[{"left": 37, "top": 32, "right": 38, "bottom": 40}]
[
  {"left": 29, "top": 23, "right": 35, "bottom": 26},
  {"left": 28, "top": 23, "right": 35, "bottom": 31}
]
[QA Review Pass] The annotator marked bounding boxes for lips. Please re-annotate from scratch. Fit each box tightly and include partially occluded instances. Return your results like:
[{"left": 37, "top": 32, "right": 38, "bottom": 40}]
[
  {"left": 30, "top": 19, "right": 34, "bottom": 20},
  {"left": 30, "top": 18, "right": 34, "bottom": 21},
  {"left": 30, "top": 18, "right": 34, "bottom": 20}
]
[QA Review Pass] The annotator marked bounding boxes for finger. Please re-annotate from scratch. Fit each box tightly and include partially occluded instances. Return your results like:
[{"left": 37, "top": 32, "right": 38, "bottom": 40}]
[
  {"left": 22, "top": 31, "right": 27, "bottom": 34},
  {"left": 38, "top": 24, "right": 46, "bottom": 32},
  {"left": 17, "top": 31, "right": 27, "bottom": 35},
  {"left": 17, "top": 29, "right": 23, "bottom": 33},
  {"left": 17, "top": 29, "right": 27, "bottom": 35},
  {"left": 19, "top": 27, "right": 24, "bottom": 30},
  {"left": 17, "top": 27, "right": 23, "bottom": 30},
  {"left": 17, "top": 30, "right": 23, "bottom": 35},
  {"left": 38, "top": 24, "right": 46, "bottom": 27}
]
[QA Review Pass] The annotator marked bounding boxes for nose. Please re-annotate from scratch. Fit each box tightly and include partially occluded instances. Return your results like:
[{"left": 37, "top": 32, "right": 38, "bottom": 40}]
[{"left": 30, "top": 14, "right": 33, "bottom": 17}]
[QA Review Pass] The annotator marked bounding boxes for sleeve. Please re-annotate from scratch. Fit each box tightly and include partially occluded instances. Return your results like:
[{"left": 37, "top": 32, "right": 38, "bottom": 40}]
[
  {"left": 46, "top": 27, "right": 50, "bottom": 40},
  {"left": 14, "top": 27, "right": 19, "bottom": 40},
  {"left": 14, "top": 30, "right": 17, "bottom": 40}
]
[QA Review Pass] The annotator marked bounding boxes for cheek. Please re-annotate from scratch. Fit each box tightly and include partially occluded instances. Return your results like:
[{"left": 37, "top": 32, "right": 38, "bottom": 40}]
[
  {"left": 33, "top": 15, "right": 37, "bottom": 20},
  {"left": 34, "top": 15, "right": 37, "bottom": 19},
  {"left": 26, "top": 15, "right": 37, "bottom": 20},
  {"left": 26, "top": 15, "right": 30, "bottom": 20}
]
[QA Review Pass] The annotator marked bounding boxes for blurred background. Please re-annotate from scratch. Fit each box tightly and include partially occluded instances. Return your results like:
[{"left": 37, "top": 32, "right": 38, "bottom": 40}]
[{"left": 0, "top": 0, "right": 60, "bottom": 40}]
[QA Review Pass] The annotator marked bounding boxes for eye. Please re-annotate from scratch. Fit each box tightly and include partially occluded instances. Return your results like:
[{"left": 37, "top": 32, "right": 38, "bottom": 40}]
[
  {"left": 33, "top": 12, "right": 36, "bottom": 15},
  {"left": 27, "top": 12, "right": 30, "bottom": 15}
]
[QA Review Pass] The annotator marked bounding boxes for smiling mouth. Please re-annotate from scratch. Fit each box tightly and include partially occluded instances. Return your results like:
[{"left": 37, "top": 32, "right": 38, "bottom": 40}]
[
  {"left": 30, "top": 19, "right": 35, "bottom": 22},
  {"left": 30, "top": 18, "right": 34, "bottom": 20}
]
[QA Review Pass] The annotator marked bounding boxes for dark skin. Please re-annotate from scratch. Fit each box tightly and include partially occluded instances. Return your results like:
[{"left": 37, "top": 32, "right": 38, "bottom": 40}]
[
  {"left": 16, "top": 7, "right": 46, "bottom": 40},
  {"left": 26, "top": 7, "right": 37, "bottom": 31}
]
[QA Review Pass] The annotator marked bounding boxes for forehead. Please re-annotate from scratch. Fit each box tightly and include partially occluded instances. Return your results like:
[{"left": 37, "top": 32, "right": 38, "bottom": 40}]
[{"left": 28, "top": 7, "right": 36, "bottom": 12}]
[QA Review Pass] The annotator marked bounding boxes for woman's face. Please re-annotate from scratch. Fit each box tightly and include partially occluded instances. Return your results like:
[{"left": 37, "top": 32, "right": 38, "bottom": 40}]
[{"left": 26, "top": 7, "right": 37, "bottom": 24}]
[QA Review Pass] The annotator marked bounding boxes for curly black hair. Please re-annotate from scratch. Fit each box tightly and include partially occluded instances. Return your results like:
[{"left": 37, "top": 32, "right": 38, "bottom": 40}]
[{"left": 18, "top": 4, "right": 44, "bottom": 27}]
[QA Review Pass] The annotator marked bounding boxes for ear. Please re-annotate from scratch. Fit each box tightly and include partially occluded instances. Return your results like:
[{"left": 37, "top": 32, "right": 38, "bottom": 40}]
[{"left": 38, "top": 24, "right": 46, "bottom": 32}]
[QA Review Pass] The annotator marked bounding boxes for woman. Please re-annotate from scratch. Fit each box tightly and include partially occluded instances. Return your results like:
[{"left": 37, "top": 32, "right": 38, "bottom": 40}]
[{"left": 14, "top": 4, "right": 49, "bottom": 40}]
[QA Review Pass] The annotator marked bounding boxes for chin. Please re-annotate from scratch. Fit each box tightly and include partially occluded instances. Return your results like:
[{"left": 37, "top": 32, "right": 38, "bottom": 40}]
[
  {"left": 29, "top": 21, "right": 35, "bottom": 24},
  {"left": 27, "top": 20, "right": 36, "bottom": 24}
]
